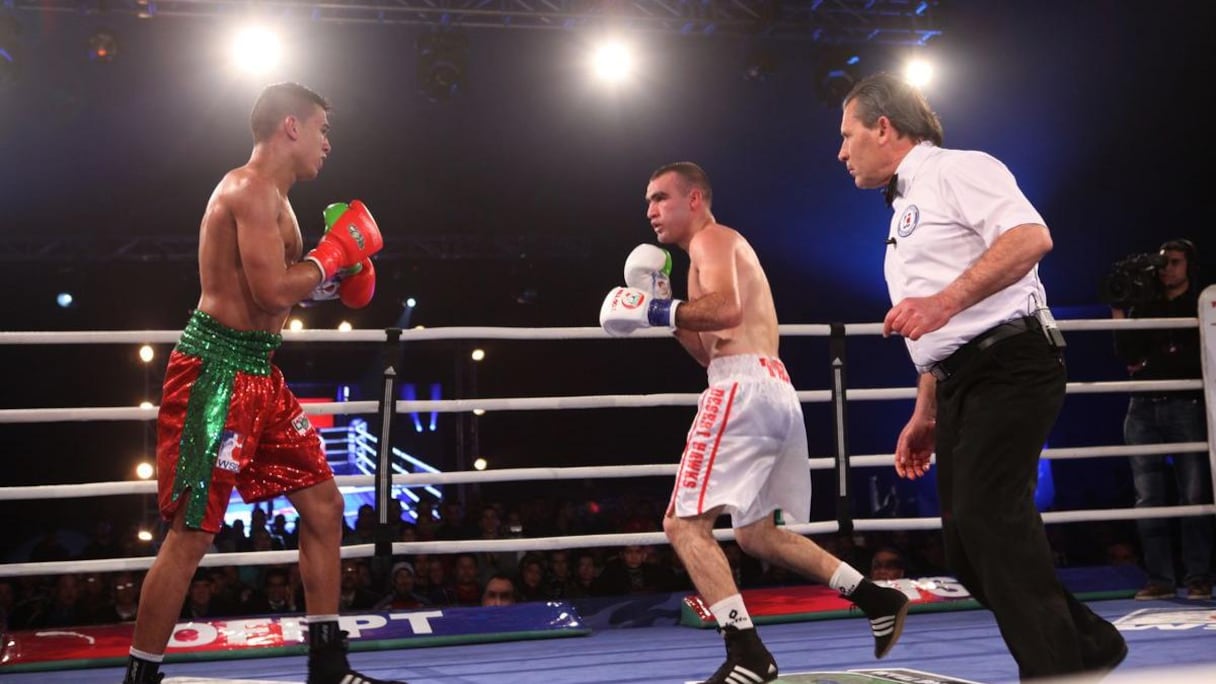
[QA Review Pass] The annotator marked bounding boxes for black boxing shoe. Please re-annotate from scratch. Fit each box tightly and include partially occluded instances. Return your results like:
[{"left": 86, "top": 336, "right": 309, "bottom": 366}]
[
  {"left": 847, "top": 579, "right": 911, "bottom": 659},
  {"left": 307, "top": 630, "right": 408, "bottom": 684},
  {"left": 120, "top": 655, "right": 164, "bottom": 684},
  {"left": 699, "top": 625, "right": 779, "bottom": 684},
  {"left": 1083, "top": 627, "right": 1128, "bottom": 677}
]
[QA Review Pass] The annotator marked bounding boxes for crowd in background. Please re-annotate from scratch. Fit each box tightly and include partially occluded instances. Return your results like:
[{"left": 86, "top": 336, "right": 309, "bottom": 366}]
[{"left": 0, "top": 490, "right": 1148, "bottom": 632}]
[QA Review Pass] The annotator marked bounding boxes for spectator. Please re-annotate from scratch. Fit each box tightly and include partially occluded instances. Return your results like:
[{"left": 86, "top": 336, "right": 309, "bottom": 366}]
[
  {"left": 516, "top": 554, "right": 547, "bottom": 602},
  {"left": 593, "top": 545, "right": 672, "bottom": 596},
  {"left": 870, "top": 547, "right": 907, "bottom": 581},
  {"left": 422, "top": 556, "right": 458, "bottom": 607},
  {"left": 338, "top": 560, "right": 380, "bottom": 611},
  {"left": 481, "top": 574, "right": 518, "bottom": 607},
  {"left": 545, "top": 549, "right": 574, "bottom": 600},
  {"left": 567, "top": 550, "right": 598, "bottom": 598},
  {"left": 31, "top": 574, "right": 88, "bottom": 628},
  {"left": 180, "top": 571, "right": 226, "bottom": 620},
  {"left": 413, "top": 499, "right": 440, "bottom": 541},
  {"left": 373, "top": 562, "right": 429, "bottom": 610},
  {"left": 245, "top": 567, "right": 298, "bottom": 615},
  {"left": 451, "top": 553, "right": 482, "bottom": 606},
  {"left": 92, "top": 572, "right": 140, "bottom": 624}
]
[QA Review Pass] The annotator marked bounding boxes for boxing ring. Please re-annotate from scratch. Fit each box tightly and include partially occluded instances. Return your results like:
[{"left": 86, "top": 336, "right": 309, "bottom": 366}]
[{"left": 2, "top": 290, "right": 1215, "bottom": 683}]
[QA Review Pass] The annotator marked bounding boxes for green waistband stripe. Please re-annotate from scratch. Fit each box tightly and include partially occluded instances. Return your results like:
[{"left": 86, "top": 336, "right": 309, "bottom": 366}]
[
  {"left": 175, "top": 310, "right": 280, "bottom": 376},
  {"left": 170, "top": 310, "right": 281, "bottom": 528}
]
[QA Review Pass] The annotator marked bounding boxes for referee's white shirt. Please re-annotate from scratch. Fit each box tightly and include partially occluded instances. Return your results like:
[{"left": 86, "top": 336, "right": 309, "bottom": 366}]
[{"left": 884, "top": 142, "right": 1049, "bottom": 372}]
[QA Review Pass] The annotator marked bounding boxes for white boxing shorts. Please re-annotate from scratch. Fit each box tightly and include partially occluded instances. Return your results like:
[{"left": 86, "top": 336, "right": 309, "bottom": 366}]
[{"left": 668, "top": 354, "right": 811, "bottom": 528}]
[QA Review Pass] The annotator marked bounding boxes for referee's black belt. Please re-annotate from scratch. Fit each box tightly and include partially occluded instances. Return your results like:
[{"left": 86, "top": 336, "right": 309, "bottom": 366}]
[{"left": 928, "top": 316, "right": 1041, "bottom": 382}]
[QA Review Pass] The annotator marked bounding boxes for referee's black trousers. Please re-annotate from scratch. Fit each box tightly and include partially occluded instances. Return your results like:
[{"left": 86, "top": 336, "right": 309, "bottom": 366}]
[{"left": 935, "top": 330, "right": 1120, "bottom": 680}]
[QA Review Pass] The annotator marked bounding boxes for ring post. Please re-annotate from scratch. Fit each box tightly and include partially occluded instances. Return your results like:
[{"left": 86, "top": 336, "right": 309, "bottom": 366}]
[
  {"left": 829, "top": 322, "right": 854, "bottom": 537},
  {"left": 374, "top": 327, "right": 403, "bottom": 561},
  {"left": 1199, "top": 286, "right": 1216, "bottom": 506}
]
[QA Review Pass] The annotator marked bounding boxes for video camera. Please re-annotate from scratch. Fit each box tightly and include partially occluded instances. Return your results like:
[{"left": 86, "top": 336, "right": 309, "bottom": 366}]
[{"left": 1098, "top": 251, "right": 1165, "bottom": 308}]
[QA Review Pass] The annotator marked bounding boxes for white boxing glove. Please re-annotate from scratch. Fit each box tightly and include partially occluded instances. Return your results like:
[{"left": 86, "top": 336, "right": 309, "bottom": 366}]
[
  {"left": 599, "top": 286, "right": 681, "bottom": 337},
  {"left": 623, "top": 244, "right": 673, "bottom": 300}
]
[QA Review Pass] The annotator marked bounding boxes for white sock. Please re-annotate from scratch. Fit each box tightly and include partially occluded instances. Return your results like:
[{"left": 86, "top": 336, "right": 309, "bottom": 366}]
[
  {"left": 128, "top": 647, "right": 164, "bottom": 662},
  {"left": 829, "top": 562, "right": 864, "bottom": 595},
  {"left": 710, "top": 593, "right": 754, "bottom": 631}
]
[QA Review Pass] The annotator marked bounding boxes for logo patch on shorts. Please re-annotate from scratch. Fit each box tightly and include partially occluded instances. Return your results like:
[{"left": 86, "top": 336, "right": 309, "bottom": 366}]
[
  {"left": 215, "top": 431, "right": 243, "bottom": 473},
  {"left": 291, "top": 412, "right": 312, "bottom": 436}
]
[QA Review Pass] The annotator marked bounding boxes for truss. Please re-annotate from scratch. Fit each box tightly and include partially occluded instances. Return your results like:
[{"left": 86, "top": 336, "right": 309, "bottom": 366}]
[{"left": 12, "top": 1, "right": 941, "bottom": 45}]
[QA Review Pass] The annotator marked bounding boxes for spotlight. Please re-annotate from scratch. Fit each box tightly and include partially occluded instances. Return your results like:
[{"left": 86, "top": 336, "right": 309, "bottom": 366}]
[
  {"left": 590, "top": 39, "right": 635, "bottom": 84},
  {"left": 87, "top": 29, "right": 119, "bottom": 63},
  {"left": 138, "top": 345, "right": 154, "bottom": 363},
  {"left": 135, "top": 462, "right": 154, "bottom": 480},
  {"left": 288, "top": 318, "right": 304, "bottom": 331},
  {"left": 56, "top": 292, "right": 74, "bottom": 309},
  {"left": 405, "top": 297, "right": 417, "bottom": 308},
  {"left": 416, "top": 31, "right": 467, "bottom": 102},
  {"left": 471, "top": 348, "right": 485, "bottom": 362},
  {"left": 231, "top": 25, "right": 281, "bottom": 75},
  {"left": 337, "top": 321, "right": 353, "bottom": 332},
  {"left": 473, "top": 458, "right": 487, "bottom": 471}
]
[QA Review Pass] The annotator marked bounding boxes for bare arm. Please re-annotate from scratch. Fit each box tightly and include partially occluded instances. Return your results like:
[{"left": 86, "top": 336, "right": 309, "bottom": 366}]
[
  {"left": 884, "top": 223, "right": 1052, "bottom": 339},
  {"left": 939, "top": 223, "right": 1052, "bottom": 316},
  {"left": 232, "top": 181, "right": 324, "bottom": 314},
  {"left": 894, "top": 372, "right": 937, "bottom": 480},
  {"left": 673, "top": 229, "right": 743, "bottom": 332}
]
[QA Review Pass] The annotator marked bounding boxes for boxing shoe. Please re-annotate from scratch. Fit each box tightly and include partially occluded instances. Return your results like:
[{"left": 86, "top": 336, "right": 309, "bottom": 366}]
[
  {"left": 308, "top": 629, "right": 408, "bottom": 684},
  {"left": 699, "top": 625, "right": 778, "bottom": 684},
  {"left": 847, "top": 579, "right": 911, "bottom": 659},
  {"left": 120, "top": 657, "right": 164, "bottom": 684}
]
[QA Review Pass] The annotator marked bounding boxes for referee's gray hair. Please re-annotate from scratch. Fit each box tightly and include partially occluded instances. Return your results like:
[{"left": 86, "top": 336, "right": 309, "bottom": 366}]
[{"left": 843, "top": 72, "right": 944, "bottom": 147}]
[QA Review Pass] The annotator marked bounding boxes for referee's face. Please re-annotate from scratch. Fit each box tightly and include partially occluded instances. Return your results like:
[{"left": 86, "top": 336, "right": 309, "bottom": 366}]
[{"left": 839, "top": 100, "right": 886, "bottom": 191}]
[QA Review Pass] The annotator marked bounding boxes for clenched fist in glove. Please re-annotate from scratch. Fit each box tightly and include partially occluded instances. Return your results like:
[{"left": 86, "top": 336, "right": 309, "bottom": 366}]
[
  {"left": 623, "top": 243, "right": 673, "bottom": 300},
  {"left": 599, "top": 286, "right": 680, "bottom": 336},
  {"left": 304, "top": 200, "right": 383, "bottom": 281}
]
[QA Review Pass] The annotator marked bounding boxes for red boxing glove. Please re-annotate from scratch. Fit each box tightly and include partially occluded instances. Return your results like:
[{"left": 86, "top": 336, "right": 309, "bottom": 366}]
[
  {"left": 304, "top": 200, "right": 384, "bottom": 280},
  {"left": 339, "top": 258, "right": 376, "bottom": 309}
]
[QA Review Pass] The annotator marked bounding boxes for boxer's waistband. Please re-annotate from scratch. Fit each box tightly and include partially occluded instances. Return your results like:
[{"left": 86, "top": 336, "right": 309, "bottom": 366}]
[
  {"left": 707, "top": 354, "right": 791, "bottom": 385},
  {"left": 175, "top": 310, "right": 280, "bottom": 375}
]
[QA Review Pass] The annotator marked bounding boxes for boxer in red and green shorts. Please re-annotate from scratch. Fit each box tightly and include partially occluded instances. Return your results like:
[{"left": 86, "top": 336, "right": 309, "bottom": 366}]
[{"left": 157, "top": 309, "right": 331, "bottom": 533}]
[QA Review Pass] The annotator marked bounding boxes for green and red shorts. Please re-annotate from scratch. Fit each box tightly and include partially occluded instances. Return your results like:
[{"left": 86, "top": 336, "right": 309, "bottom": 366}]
[{"left": 156, "top": 310, "right": 333, "bottom": 533}]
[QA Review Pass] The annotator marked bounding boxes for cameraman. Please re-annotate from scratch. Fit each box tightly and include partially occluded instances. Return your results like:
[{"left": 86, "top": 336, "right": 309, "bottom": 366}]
[{"left": 1111, "top": 238, "right": 1212, "bottom": 601}]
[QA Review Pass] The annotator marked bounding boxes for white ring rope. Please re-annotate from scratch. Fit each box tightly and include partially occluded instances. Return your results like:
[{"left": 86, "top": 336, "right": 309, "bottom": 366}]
[
  {"left": 0, "top": 380, "right": 1204, "bottom": 424},
  {"left": 1, "top": 318, "right": 1210, "bottom": 586},
  {"left": 0, "top": 317, "right": 1192, "bottom": 346},
  {"left": 1, "top": 443, "right": 1208, "bottom": 502},
  {"left": 6, "top": 503, "right": 1215, "bottom": 579}
]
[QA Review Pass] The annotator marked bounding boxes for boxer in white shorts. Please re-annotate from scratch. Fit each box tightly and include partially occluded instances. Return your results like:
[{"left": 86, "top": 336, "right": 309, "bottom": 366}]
[
  {"left": 673, "top": 354, "right": 810, "bottom": 528},
  {"left": 599, "top": 162, "right": 910, "bottom": 684}
]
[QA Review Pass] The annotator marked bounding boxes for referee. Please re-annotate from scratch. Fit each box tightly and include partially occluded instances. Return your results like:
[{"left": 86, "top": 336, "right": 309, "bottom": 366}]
[{"left": 835, "top": 71, "right": 1127, "bottom": 680}]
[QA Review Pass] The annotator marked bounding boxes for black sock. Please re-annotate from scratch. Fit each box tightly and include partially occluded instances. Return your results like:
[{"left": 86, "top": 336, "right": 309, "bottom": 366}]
[
  {"left": 308, "top": 618, "right": 342, "bottom": 650},
  {"left": 123, "top": 654, "right": 161, "bottom": 684}
]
